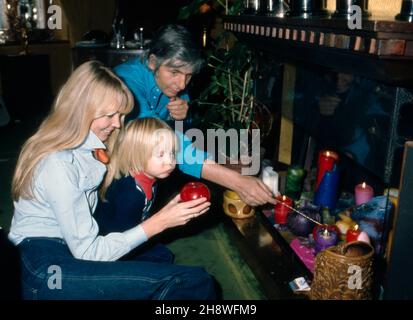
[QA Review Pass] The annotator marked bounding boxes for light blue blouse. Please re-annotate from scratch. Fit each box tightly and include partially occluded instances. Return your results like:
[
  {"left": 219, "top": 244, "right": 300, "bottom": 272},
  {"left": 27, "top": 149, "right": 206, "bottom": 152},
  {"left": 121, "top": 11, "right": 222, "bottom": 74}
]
[{"left": 8, "top": 131, "right": 147, "bottom": 261}]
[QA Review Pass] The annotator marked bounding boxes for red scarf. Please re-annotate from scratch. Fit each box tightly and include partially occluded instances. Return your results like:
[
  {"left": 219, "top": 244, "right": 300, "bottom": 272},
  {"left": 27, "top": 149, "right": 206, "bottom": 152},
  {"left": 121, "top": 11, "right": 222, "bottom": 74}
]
[
  {"left": 133, "top": 172, "right": 156, "bottom": 200},
  {"left": 93, "top": 148, "right": 109, "bottom": 164}
]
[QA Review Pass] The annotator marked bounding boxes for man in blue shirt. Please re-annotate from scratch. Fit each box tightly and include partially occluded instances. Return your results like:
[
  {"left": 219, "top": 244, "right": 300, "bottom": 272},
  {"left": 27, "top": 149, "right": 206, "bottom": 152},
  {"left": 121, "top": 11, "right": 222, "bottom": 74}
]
[{"left": 115, "top": 24, "right": 275, "bottom": 207}]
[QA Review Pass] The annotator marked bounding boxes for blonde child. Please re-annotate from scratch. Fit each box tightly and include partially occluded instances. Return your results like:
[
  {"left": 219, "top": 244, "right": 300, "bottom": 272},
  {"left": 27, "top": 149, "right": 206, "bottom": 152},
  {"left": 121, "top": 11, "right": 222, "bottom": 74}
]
[{"left": 95, "top": 117, "right": 209, "bottom": 262}]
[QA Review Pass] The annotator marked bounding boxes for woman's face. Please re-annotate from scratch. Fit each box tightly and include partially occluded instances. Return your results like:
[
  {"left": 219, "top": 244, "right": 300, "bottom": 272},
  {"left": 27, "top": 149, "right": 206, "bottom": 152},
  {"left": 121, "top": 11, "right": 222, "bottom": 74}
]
[
  {"left": 148, "top": 56, "right": 193, "bottom": 98},
  {"left": 91, "top": 111, "right": 121, "bottom": 142}
]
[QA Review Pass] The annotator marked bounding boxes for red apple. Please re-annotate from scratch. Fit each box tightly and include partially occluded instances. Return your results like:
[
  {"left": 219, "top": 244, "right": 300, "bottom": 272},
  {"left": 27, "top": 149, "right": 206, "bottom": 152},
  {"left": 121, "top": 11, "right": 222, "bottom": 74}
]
[{"left": 180, "top": 182, "right": 211, "bottom": 202}]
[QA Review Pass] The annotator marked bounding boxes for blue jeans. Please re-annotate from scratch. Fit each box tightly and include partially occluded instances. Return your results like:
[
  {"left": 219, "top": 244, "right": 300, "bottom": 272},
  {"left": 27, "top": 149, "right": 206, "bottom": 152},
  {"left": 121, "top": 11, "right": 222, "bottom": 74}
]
[
  {"left": 18, "top": 237, "right": 216, "bottom": 300},
  {"left": 121, "top": 242, "right": 175, "bottom": 264}
]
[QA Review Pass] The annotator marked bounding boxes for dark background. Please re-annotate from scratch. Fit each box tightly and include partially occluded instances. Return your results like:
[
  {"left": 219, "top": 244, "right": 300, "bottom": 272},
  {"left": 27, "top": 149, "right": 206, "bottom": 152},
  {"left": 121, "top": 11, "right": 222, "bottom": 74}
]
[{"left": 115, "top": 0, "right": 193, "bottom": 38}]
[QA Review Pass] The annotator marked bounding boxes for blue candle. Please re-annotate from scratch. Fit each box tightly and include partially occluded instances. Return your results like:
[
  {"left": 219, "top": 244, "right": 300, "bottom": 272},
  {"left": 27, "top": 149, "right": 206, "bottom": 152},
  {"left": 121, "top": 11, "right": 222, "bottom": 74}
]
[{"left": 314, "top": 165, "right": 339, "bottom": 209}]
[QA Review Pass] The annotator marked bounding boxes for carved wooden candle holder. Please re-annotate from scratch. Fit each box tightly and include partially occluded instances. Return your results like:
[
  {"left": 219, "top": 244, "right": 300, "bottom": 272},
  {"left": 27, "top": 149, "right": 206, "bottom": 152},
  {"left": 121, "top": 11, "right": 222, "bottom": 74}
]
[{"left": 223, "top": 190, "right": 255, "bottom": 219}]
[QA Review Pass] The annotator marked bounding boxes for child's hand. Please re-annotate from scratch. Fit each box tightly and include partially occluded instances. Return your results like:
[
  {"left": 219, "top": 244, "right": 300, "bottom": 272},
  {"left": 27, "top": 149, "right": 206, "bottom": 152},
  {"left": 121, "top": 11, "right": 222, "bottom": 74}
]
[
  {"left": 159, "top": 194, "right": 210, "bottom": 229},
  {"left": 141, "top": 194, "right": 210, "bottom": 238}
]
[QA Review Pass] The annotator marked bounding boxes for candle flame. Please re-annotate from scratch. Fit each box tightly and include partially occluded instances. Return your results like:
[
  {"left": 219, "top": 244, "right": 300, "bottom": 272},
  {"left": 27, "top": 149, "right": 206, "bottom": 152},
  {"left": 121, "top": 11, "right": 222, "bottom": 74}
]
[
  {"left": 362, "top": 182, "right": 366, "bottom": 189},
  {"left": 326, "top": 151, "right": 330, "bottom": 157},
  {"left": 323, "top": 228, "right": 329, "bottom": 237},
  {"left": 282, "top": 195, "right": 286, "bottom": 201},
  {"left": 354, "top": 224, "right": 359, "bottom": 231},
  {"left": 202, "top": 29, "right": 207, "bottom": 48}
]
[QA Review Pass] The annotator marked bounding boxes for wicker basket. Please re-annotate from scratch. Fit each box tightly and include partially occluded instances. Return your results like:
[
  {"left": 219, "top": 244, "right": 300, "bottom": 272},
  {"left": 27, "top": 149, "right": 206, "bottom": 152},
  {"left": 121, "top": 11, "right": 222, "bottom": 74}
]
[{"left": 309, "top": 241, "right": 375, "bottom": 300}]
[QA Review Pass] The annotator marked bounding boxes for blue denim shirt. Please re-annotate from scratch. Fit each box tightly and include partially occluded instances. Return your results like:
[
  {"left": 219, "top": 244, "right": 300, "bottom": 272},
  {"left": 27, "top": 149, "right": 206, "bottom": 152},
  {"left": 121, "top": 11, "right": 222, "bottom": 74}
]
[
  {"left": 9, "top": 131, "right": 148, "bottom": 261},
  {"left": 115, "top": 58, "right": 206, "bottom": 178}
]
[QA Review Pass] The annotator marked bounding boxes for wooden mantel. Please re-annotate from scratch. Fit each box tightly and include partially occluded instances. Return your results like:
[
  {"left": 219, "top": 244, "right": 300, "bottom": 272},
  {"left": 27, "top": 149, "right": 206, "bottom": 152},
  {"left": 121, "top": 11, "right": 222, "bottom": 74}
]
[{"left": 224, "top": 15, "right": 413, "bottom": 85}]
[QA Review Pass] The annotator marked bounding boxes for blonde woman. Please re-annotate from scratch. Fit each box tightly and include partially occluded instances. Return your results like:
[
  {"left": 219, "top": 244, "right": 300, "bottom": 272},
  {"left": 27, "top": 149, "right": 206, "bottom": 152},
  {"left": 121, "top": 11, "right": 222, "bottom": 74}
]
[{"left": 8, "top": 61, "right": 215, "bottom": 300}]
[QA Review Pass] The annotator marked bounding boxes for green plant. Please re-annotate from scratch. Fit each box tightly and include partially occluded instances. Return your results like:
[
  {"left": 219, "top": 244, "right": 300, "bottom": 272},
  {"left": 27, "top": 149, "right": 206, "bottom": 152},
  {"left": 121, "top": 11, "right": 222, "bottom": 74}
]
[
  {"left": 179, "top": 0, "right": 254, "bottom": 129},
  {"left": 179, "top": 1, "right": 272, "bottom": 132},
  {"left": 198, "top": 40, "right": 257, "bottom": 131},
  {"left": 179, "top": 1, "right": 273, "bottom": 163}
]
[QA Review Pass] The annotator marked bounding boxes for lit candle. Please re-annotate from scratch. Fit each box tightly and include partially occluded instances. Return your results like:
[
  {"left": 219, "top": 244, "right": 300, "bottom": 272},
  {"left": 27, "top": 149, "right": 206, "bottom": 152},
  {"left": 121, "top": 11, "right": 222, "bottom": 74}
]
[
  {"left": 274, "top": 195, "right": 293, "bottom": 225},
  {"left": 346, "top": 224, "right": 361, "bottom": 243},
  {"left": 316, "top": 150, "right": 339, "bottom": 190},
  {"left": 314, "top": 227, "right": 338, "bottom": 253},
  {"left": 355, "top": 182, "right": 374, "bottom": 206},
  {"left": 202, "top": 28, "right": 207, "bottom": 47}
]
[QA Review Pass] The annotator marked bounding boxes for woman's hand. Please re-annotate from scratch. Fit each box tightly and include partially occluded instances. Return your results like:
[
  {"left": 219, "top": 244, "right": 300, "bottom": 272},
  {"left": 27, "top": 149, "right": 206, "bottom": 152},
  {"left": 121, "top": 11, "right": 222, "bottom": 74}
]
[
  {"left": 167, "top": 97, "right": 189, "bottom": 120},
  {"left": 141, "top": 194, "right": 210, "bottom": 238}
]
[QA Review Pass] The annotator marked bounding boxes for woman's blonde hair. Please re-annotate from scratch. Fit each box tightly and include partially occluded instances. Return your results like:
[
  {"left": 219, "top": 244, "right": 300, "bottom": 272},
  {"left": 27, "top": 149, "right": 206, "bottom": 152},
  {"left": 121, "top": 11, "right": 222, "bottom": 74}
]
[
  {"left": 12, "top": 60, "right": 133, "bottom": 200},
  {"left": 100, "top": 117, "right": 176, "bottom": 199}
]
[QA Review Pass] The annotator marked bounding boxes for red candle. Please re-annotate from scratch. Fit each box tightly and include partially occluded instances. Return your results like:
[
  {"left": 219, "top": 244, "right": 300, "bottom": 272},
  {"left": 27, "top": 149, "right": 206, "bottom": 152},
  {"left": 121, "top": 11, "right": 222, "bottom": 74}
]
[
  {"left": 355, "top": 182, "right": 374, "bottom": 206},
  {"left": 274, "top": 195, "right": 293, "bottom": 225},
  {"left": 316, "top": 150, "right": 339, "bottom": 190},
  {"left": 346, "top": 225, "right": 361, "bottom": 243}
]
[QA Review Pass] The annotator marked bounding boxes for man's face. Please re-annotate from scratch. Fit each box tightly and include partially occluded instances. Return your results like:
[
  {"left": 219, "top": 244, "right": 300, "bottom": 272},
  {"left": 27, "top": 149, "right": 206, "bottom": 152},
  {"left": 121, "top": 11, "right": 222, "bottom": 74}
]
[
  {"left": 336, "top": 73, "right": 354, "bottom": 94},
  {"left": 149, "top": 56, "right": 193, "bottom": 98}
]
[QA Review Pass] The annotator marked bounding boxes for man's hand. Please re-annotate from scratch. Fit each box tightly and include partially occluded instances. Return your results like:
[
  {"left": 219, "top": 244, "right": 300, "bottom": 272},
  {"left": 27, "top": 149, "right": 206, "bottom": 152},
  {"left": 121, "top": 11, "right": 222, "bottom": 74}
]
[
  {"left": 318, "top": 95, "right": 341, "bottom": 116},
  {"left": 201, "top": 159, "right": 277, "bottom": 207},
  {"left": 233, "top": 175, "right": 276, "bottom": 207},
  {"left": 167, "top": 97, "right": 189, "bottom": 120}
]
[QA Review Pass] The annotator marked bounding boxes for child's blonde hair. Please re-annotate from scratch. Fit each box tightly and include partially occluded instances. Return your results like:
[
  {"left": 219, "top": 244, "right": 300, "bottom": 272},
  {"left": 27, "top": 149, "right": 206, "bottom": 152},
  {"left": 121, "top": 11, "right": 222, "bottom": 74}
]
[{"left": 100, "top": 117, "right": 176, "bottom": 199}]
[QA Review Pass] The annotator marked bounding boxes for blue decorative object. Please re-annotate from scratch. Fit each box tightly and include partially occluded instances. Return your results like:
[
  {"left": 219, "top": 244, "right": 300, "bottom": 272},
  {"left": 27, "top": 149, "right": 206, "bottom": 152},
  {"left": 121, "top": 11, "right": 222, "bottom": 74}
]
[
  {"left": 314, "top": 165, "right": 339, "bottom": 209},
  {"left": 351, "top": 196, "right": 393, "bottom": 256}
]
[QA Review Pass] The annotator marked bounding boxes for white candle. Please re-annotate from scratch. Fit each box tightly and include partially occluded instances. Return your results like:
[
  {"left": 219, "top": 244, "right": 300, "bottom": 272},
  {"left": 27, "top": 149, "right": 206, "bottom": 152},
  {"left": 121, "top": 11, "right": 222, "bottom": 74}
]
[{"left": 262, "top": 166, "right": 279, "bottom": 196}]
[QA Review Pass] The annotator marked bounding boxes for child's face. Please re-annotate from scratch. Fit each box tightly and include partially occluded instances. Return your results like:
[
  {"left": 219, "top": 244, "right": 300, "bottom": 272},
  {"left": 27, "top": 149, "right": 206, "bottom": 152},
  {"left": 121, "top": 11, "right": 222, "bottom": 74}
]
[{"left": 144, "top": 144, "right": 176, "bottom": 179}]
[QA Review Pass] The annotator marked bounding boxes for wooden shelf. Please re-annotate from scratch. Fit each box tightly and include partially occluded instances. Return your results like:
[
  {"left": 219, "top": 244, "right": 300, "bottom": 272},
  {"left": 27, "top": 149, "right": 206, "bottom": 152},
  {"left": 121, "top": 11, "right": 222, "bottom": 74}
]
[
  {"left": 224, "top": 15, "right": 413, "bottom": 85},
  {"left": 223, "top": 211, "right": 312, "bottom": 299}
]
